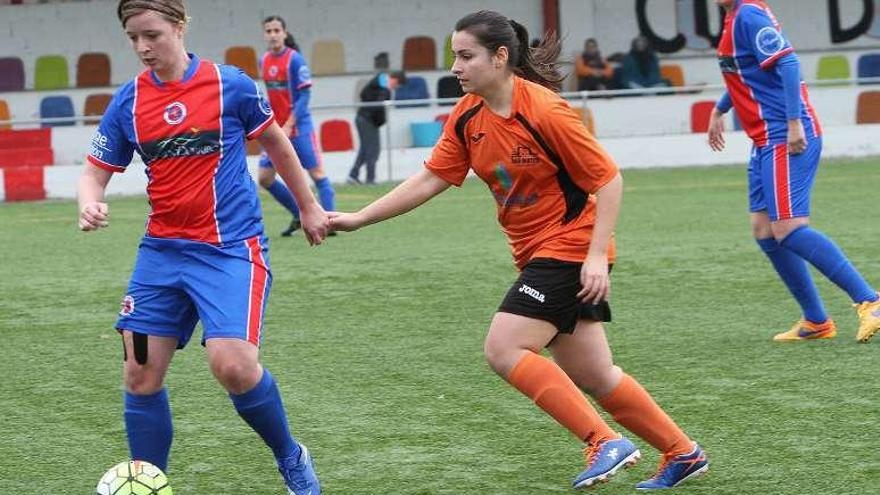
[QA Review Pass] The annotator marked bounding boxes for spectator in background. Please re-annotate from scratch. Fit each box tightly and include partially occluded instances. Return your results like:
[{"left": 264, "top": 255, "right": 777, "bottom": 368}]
[
  {"left": 348, "top": 70, "right": 406, "bottom": 185},
  {"left": 575, "top": 38, "right": 615, "bottom": 91},
  {"left": 619, "top": 35, "right": 669, "bottom": 90}
]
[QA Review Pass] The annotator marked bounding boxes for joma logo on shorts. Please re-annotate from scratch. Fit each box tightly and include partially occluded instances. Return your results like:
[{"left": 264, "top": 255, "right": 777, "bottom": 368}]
[{"left": 518, "top": 284, "right": 545, "bottom": 303}]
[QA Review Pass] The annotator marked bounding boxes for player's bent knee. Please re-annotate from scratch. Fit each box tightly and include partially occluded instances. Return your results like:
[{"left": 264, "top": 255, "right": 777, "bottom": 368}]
[
  {"left": 123, "top": 366, "right": 164, "bottom": 395},
  {"left": 209, "top": 359, "right": 260, "bottom": 394}
]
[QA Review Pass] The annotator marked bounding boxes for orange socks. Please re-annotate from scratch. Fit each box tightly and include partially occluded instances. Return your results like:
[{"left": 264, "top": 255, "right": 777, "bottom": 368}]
[
  {"left": 507, "top": 351, "right": 616, "bottom": 444},
  {"left": 597, "top": 373, "right": 692, "bottom": 456}
]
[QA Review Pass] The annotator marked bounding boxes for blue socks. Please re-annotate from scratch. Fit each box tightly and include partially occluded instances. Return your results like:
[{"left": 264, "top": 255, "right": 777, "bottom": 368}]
[
  {"left": 266, "top": 180, "right": 300, "bottom": 218},
  {"left": 757, "top": 237, "right": 828, "bottom": 323},
  {"left": 230, "top": 369, "right": 300, "bottom": 462},
  {"left": 267, "top": 177, "right": 335, "bottom": 215},
  {"left": 124, "top": 388, "right": 173, "bottom": 472},
  {"left": 781, "top": 226, "right": 878, "bottom": 304},
  {"left": 315, "top": 177, "right": 335, "bottom": 211}
]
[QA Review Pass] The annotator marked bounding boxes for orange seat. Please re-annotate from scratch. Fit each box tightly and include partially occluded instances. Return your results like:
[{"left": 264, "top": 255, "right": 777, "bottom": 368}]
[
  {"left": 320, "top": 119, "right": 354, "bottom": 152},
  {"left": 311, "top": 39, "right": 346, "bottom": 75},
  {"left": 225, "top": 46, "right": 259, "bottom": 79},
  {"left": 0, "top": 99, "right": 10, "bottom": 130},
  {"left": 690, "top": 101, "right": 716, "bottom": 133},
  {"left": 402, "top": 36, "right": 437, "bottom": 71},
  {"left": 83, "top": 93, "right": 113, "bottom": 125},
  {"left": 76, "top": 52, "right": 111, "bottom": 88},
  {"left": 660, "top": 64, "right": 685, "bottom": 87},
  {"left": 571, "top": 106, "right": 596, "bottom": 135},
  {"left": 856, "top": 90, "right": 880, "bottom": 124}
]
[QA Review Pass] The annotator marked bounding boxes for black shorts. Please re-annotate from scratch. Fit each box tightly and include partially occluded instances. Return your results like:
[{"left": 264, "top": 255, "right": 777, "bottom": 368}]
[{"left": 497, "top": 258, "right": 612, "bottom": 333}]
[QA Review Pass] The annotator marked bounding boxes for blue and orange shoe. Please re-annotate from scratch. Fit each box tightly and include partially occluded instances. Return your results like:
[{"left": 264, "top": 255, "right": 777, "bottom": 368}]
[
  {"left": 635, "top": 443, "right": 708, "bottom": 490},
  {"left": 772, "top": 318, "right": 836, "bottom": 342},
  {"left": 572, "top": 436, "right": 641, "bottom": 489},
  {"left": 278, "top": 444, "right": 321, "bottom": 495},
  {"left": 855, "top": 293, "right": 880, "bottom": 343}
]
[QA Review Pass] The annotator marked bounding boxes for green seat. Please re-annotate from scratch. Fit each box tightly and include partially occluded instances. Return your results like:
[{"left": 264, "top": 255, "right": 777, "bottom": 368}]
[
  {"left": 34, "top": 55, "right": 69, "bottom": 90},
  {"left": 444, "top": 33, "right": 454, "bottom": 70},
  {"left": 816, "top": 54, "right": 850, "bottom": 83}
]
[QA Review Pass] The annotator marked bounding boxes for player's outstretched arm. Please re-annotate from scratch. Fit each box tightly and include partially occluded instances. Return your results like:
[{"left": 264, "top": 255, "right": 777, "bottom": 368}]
[
  {"left": 77, "top": 163, "right": 113, "bottom": 231},
  {"left": 258, "top": 122, "right": 329, "bottom": 245},
  {"left": 329, "top": 169, "right": 451, "bottom": 232}
]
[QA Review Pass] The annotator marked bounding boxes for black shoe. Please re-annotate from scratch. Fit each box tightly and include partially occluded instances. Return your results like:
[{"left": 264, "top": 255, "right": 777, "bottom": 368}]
[
  {"left": 346, "top": 176, "right": 362, "bottom": 185},
  {"left": 281, "top": 218, "right": 301, "bottom": 237},
  {"left": 327, "top": 231, "right": 338, "bottom": 237}
]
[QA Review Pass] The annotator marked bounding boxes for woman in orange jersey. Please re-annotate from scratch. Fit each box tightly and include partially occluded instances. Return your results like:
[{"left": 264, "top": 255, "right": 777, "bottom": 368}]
[{"left": 330, "top": 10, "right": 707, "bottom": 491}]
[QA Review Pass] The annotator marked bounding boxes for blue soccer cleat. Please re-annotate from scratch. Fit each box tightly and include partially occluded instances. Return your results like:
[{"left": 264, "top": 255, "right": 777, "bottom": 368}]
[
  {"left": 636, "top": 443, "right": 708, "bottom": 490},
  {"left": 573, "top": 436, "right": 641, "bottom": 489},
  {"left": 278, "top": 443, "right": 321, "bottom": 495}
]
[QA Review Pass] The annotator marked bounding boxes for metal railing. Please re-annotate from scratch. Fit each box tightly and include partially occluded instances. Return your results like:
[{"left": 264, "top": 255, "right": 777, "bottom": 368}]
[{"left": 2, "top": 76, "right": 879, "bottom": 178}]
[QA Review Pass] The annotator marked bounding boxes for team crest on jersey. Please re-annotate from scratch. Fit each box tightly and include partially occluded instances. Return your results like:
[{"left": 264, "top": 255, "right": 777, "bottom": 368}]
[
  {"left": 119, "top": 295, "right": 135, "bottom": 316},
  {"left": 255, "top": 84, "right": 273, "bottom": 116},
  {"left": 268, "top": 65, "right": 279, "bottom": 77},
  {"left": 755, "top": 27, "right": 784, "bottom": 56},
  {"left": 163, "top": 102, "right": 187, "bottom": 125}
]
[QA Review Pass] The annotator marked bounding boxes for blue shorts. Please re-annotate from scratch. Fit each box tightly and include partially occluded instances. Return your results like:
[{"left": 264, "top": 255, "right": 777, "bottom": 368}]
[
  {"left": 259, "top": 131, "right": 322, "bottom": 170},
  {"left": 116, "top": 236, "right": 272, "bottom": 348},
  {"left": 748, "top": 136, "right": 822, "bottom": 221}
]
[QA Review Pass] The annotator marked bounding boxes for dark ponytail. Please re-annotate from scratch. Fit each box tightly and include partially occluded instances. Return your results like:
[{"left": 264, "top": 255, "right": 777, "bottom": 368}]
[
  {"left": 284, "top": 33, "right": 299, "bottom": 51},
  {"left": 263, "top": 15, "right": 299, "bottom": 51},
  {"left": 455, "top": 10, "right": 564, "bottom": 92}
]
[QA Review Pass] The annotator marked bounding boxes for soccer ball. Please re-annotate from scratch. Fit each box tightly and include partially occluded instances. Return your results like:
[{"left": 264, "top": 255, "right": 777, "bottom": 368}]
[{"left": 96, "top": 460, "right": 173, "bottom": 495}]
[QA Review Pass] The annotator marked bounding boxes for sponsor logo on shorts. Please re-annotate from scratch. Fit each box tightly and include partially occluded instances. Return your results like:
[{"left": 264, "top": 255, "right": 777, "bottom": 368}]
[
  {"left": 518, "top": 283, "right": 545, "bottom": 303},
  {"left": 119, "top": 295, "right": 135, "bottom": 316}
]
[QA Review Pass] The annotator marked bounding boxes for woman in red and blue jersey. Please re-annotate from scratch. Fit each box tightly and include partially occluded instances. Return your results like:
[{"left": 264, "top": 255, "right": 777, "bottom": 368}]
[
  {"left": 259, "top": 15, "right": 336, "bottom": 237},
  {"left": 77, "top": 1, "right": 327, "bottom": 492},
  {"left": 707, "top": 0, "right": 880, "bottom": 343}
]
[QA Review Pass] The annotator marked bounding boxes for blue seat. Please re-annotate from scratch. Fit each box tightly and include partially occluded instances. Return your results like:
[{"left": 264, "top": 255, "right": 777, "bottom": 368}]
[
  {"left": 0, "top": 57, "right": 26, "bottom": 92},
  {"left": 410, "top": 121, "right": 443, "bottom": 147},
  {"left": 395, "top": 76, "right": 430, "bottom": 108},
  {"left": 856, "top": 53, "right": 880, "bottom": 84},
  {"left": 40, "top": 95, "right": 76, "bottom": 127}
]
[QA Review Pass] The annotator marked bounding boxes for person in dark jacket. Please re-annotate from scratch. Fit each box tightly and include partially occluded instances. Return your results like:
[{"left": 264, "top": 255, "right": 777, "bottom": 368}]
[{"left": 348, "top": 70, "right": 406, "bottom": 184}]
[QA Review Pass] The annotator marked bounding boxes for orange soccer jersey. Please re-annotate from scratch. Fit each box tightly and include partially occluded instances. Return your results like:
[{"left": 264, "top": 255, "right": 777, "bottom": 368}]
[{"left": 425, "top": 76, "right": 619, "bottom": 269}]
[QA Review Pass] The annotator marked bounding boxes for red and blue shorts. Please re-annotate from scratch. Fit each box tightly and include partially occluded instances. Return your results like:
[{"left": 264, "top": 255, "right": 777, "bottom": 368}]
[
  {"left": 748, "top": 136, "right": 822, "bottom": 221},
  {"left": 116, "top": 235, "right": 272, "bottom": 348}
]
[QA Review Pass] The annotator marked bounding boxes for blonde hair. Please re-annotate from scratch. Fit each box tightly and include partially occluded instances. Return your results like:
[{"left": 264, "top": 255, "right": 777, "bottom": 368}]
[{"left": 117, "top": 0, "right": 188, "bottom": 27}]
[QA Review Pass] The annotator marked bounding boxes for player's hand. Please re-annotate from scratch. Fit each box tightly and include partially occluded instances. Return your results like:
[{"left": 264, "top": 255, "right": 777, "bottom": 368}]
[
  {"left": 79, "top": 201, "right": 109, "bottom": 231},
  {"left": 707, "top": 109, "right": 726, "bottom": 152},
  {"left": 328, "top": 211, "right": 364, "bottom": 232},
  {"left": 787, "top": 119, "right": 806, "bottom": 155},
  {"left": 299, "top": 206, "right": 330, "bottom": 246},
  {"left": 576, "top": 256, "right": 610, "bottom": 305}
]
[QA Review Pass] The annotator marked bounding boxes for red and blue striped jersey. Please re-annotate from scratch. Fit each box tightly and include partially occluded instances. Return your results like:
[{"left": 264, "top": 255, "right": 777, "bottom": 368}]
[
  {"left": 87, "top": 54, "right": 275, "bottom": 245},
  {"left": 260, "top": 47, "right": 313, "bottom": 134},
  {"left": 717, "top": 0, "right": 821, "bottom": 146}
]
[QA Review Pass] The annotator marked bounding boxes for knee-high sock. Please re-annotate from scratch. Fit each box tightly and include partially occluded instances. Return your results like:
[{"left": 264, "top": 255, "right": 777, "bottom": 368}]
[
  {"left": 597, "top": 374, "right": 691, "bottom": 456},
  {"left": 757, "top": 237, "right": 828, "bottom": 323},
  {"left": 230, "top": 369, "right": 300, "bottom": 462},
  {"left": 314, "top": 177, "right": 335, "bottom": 211},
  {"left": 124, "top": 388, "right": 173, "bottom": 472},
  {"left": 781, "top": 226, "right": 878, "bottom": 304},
  {"left": 507, "top": 351, "right": 616, "bottom": 444},
  {"left": 266, "top": 180, "right": 300, "bottom": 218}
]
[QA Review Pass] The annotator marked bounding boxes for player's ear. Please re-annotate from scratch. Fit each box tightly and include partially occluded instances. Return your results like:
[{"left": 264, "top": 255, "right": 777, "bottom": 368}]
[{"left": 494, "top": 46, "right": 509, "bottom": 69}]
